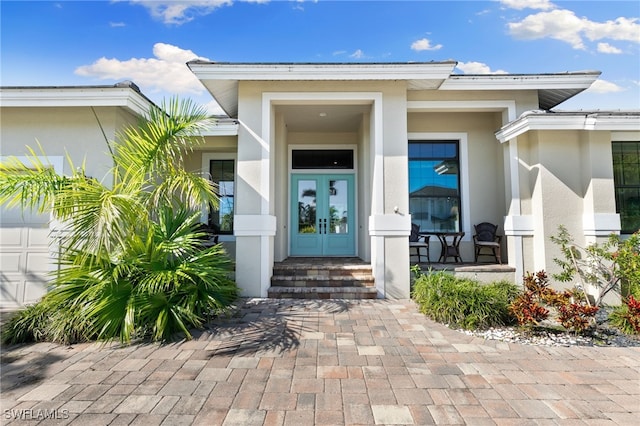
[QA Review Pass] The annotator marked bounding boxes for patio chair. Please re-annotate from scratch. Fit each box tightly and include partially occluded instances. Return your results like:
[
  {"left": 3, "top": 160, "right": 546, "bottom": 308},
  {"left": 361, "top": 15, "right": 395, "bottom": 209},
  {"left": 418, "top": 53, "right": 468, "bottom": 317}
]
[
  {"left": 473, "top": 222, "right": 502, "bottom": 264},
  {"left": 410, "top": 223, "right": 430, "bottom": 264}
]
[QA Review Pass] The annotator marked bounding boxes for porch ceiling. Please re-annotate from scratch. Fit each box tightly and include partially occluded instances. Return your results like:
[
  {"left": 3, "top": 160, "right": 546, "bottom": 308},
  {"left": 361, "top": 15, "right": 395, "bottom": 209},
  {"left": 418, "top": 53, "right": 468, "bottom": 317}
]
[{"left": 277, "top": 104, "right": 370, "bottom": 132}]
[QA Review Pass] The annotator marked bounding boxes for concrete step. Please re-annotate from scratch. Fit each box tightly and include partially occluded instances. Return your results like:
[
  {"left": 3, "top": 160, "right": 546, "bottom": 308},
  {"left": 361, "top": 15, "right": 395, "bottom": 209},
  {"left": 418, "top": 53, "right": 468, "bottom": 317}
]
[
  {"left": 270, "top": 275, "right": 375, "bottom": 288},
  {"left": 272, "top": 265, "right": 373, "bottom": 279},
  {"left": 267, "top": 286, "right": 378, "bottom": 299},
  {"left": 269, "top": 258, "right": 376, "bottom": 299}
]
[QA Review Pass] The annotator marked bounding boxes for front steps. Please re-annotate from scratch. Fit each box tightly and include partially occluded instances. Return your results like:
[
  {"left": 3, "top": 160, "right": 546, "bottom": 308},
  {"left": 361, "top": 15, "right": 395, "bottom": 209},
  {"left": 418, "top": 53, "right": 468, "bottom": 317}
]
[{"left": 268, "top": 257, "right": 377, "bottom": 299}]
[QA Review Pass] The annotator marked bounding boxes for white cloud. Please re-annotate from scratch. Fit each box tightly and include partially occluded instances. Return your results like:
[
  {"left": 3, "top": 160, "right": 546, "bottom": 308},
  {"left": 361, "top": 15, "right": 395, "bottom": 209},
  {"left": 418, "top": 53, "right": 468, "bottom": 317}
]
[
  {"left": 128, "top": 0, "right": 233, "bottom": 25},
  {"left": 583, "top": 17, "right": 640, "bottom": 43},
  {"left": 500, "top": 0, "right": 555, "bottom": 10},
  {"left": 456, "top": 61, "right": 508, "bottom": 74},
  {"left": 586, "top": 79, "right": 624, "bottom": 94},
  {"left": 75, "top": 43, "right": 209, "bottom": 95},
  {"left": 597, "top": 42, "right": 622, "bottom": 54},
  {"left": 109, "top": 22, "right": 126, "bottom": 28},
  {"left": 128, "top": 0, "right": 271, "bottom": 25},
  {"left": 350, "top": 49, "right": 365, "bottom": 59},
  {"left": 508, "top": 9, "right": 640, "bottom": 50},
  {"left": 508, "top": 9, "right": 587, "bottom": 49},
  {"left": 411, "top": 38, "right": 443, "bottom": 52}
]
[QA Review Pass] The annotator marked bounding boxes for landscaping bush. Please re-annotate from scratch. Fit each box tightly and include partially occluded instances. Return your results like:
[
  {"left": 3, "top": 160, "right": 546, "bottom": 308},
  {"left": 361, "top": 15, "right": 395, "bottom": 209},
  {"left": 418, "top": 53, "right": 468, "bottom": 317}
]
[
  {"left": 609, "top": 295, "right": 640, "bottom": 335},
  {"left": 509, "top": 271, "right": 599, "bottom": 334},
  {"left": 411, "top": 268, "right": 519, "bottom": 330}
]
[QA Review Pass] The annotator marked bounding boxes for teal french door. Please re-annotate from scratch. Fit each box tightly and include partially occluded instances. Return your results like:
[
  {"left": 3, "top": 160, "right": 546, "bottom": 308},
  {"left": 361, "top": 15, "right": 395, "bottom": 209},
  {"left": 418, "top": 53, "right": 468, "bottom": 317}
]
[{"left": 290, "top": 174, "right": 355, "bottom": 256}]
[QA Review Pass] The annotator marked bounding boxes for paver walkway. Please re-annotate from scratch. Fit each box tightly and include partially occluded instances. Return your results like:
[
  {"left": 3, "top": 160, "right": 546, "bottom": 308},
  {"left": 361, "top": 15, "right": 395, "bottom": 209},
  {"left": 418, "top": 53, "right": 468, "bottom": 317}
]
[{"left": 1, "top": 299, "right": 639, "bottom": 425}]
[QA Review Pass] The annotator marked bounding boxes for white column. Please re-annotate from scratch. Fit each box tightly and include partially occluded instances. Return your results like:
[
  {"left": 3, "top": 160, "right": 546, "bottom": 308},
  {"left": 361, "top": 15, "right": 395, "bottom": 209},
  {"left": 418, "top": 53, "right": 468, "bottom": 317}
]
[
  {"left": 234, "top": 117, "right": 276, "bottom": 298},
  {"left": 502, "top": 137, "right": 533, "bottom": 284}
]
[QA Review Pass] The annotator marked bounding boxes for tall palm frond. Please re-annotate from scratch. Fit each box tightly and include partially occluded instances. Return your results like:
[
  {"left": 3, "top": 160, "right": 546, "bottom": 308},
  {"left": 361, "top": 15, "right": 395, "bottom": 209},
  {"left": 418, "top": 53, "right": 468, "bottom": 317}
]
[
  {"left": 147, "top": 168, "right": 219, "bottom": 213},
  {"left": 53, "top": 177, "right": 145, "bottom": 258},
  {"left": 113, "top": 97, "right": 213, "bottom": 187},
  {"left": 0, "top": 146, "right": 74, "bottom": 213}
]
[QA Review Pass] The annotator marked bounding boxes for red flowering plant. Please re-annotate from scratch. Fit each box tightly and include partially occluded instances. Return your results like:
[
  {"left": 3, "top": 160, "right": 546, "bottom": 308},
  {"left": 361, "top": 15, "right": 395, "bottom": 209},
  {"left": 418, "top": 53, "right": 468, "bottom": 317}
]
[{"left": 509, "top": 271, "right": 600, "bottom": 333}]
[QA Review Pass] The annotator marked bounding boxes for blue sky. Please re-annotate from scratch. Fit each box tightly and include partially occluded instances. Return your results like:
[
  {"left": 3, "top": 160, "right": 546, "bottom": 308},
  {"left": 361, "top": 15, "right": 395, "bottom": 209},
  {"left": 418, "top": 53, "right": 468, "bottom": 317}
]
[{"left": 1, "top": 0, "right": 639, "bottom": 114}]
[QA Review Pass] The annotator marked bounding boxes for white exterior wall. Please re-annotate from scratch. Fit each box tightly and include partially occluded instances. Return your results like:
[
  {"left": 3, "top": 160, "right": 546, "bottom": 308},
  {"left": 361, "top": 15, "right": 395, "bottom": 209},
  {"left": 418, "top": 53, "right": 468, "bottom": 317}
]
[{"left": 514, "top": 129, "right": 627, "bottom": 292}]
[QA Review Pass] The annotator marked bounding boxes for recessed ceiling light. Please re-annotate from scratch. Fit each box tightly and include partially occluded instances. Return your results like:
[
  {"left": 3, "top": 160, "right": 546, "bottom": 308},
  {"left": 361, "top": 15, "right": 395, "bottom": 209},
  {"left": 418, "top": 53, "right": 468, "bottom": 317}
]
[{"left": 319, "top": 112, "right": 327, "bottom": 117}]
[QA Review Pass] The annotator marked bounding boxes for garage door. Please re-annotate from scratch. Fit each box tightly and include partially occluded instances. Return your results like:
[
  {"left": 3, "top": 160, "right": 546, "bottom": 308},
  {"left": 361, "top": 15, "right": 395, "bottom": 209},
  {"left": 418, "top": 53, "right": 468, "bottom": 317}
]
[
  {"left": 0, "top": 156, "right": 63, "bottom": 308},
  {"left": 0, "top": 210, "right": 53, "bottom": 308}
]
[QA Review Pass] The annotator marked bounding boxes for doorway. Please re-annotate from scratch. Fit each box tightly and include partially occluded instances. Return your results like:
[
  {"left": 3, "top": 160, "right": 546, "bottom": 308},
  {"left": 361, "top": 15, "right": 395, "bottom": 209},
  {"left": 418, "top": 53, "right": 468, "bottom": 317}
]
[{"left": 290, "top": 174, "right": 355, "bottom": 256}]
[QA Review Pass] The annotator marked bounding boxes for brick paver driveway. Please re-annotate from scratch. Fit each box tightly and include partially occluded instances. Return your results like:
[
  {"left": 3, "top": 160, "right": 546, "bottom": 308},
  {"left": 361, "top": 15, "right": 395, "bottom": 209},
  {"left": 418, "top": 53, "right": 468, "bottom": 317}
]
[{"left": 1, "top": 299, "right": 639, "bottom": 425}]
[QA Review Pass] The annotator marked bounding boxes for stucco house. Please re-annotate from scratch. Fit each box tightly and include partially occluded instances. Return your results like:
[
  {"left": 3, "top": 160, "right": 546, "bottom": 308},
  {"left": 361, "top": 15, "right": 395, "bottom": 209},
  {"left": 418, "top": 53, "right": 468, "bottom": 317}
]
[{"left": 1, "top": 62, "right": 639, "bottom": 307}]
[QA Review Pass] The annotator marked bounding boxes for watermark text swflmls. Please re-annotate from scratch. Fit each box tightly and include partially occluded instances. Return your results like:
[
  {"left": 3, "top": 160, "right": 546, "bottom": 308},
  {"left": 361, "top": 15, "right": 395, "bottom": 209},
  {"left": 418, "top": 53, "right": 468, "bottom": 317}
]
[{"left": 3, "top": 408, "right": 70, "bottom": 420}]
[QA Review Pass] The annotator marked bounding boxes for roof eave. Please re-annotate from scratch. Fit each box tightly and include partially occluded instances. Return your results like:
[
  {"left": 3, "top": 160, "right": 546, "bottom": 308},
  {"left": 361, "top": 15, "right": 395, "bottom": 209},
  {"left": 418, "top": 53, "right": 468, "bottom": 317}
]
[
  {"left": 442, "top": 72, "right": 602, "bottom": 110},
  {"left": 188, "top": 61, "right": 458, "bottom": 118},
  {"left": 495, "top": 111, "right": 640, "bottom": 143},
  {"left": 0, "top": 83, "right": 155, "bottom": 117}
]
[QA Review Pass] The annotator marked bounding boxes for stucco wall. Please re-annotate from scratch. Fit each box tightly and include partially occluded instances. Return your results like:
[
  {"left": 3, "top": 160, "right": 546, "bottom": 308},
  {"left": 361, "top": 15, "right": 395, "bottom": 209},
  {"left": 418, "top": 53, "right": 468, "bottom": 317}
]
[
  {"left": 1, "top": 107, "right": 129, "bottom": 180},
  {"left": 407, "top": 89, "right": 539, "bottom": 117},
  {"left": 516, "top": 129, "right": 622, "bottom": 290}
]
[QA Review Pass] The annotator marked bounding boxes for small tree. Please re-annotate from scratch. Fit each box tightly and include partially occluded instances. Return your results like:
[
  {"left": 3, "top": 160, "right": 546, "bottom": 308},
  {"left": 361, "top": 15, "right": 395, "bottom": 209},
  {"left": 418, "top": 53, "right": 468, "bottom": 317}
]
[
  {"left": 0, "top": 98, "right": 238, "bottom": 344},
  {"left": 550, "top": 225, "right": 639, "bottom": 307}
]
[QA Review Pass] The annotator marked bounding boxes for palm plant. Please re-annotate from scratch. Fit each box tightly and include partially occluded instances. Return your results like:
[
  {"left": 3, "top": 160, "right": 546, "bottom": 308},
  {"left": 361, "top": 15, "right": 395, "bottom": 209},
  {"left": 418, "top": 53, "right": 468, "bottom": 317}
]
[{"left": 0, "top": 98, "right": 238, "bottom": 344}]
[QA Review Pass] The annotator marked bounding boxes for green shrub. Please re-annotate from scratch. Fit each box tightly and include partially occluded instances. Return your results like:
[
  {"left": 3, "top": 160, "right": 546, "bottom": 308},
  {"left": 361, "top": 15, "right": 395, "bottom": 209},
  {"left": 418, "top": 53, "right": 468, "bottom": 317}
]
[
  {"left": 411, "top": 269, "right": 519, "bottom": 330},
  {"left": 1, "top": 211, "right": 238, "bottom": 345}
]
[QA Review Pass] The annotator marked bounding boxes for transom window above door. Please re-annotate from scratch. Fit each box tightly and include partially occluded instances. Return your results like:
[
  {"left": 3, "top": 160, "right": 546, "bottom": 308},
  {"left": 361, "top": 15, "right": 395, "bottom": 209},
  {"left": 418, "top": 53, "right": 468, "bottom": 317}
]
[{"left": 292, "top": 149, "right": 354, "bottom": 169}]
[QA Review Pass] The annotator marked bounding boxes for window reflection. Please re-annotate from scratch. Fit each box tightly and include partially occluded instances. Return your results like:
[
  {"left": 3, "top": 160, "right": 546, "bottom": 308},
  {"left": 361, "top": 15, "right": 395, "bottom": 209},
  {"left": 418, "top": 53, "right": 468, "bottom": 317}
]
[
  {"left": 409, "top": 141, "right": 461, "bottom": 232},
  {"left": 613, "top": 141, "right": 640, "bottom": 233},
  {"left": 298, "top": 180, "right": 317, "bottom": 233}
]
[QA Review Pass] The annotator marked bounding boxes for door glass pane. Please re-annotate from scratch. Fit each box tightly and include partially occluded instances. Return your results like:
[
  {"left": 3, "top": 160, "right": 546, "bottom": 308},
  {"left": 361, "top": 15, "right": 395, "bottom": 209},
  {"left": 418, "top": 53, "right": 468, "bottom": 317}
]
[
  {"left": 328, "top": 179, "right": 348, "bottom": 234},
  {"left": 297, "top": 180, "right": 317, "bottom": 233}
]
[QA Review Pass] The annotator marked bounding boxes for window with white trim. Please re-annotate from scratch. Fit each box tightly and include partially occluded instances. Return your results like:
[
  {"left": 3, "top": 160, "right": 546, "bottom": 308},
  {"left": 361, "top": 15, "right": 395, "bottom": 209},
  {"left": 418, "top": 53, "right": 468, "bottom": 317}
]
[
  {"left": 612, "top": 141, "right": 640, "bottom": 234},
  {"left": 409, "top": 140, "right": 461, "bottom": 232},
  {"left": 208, "top": 159, "right": 235, "bottom": 234}
]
